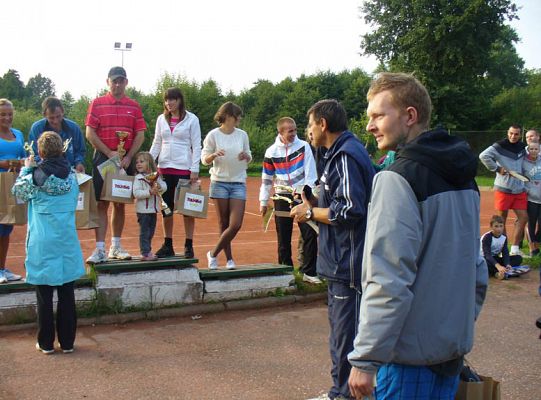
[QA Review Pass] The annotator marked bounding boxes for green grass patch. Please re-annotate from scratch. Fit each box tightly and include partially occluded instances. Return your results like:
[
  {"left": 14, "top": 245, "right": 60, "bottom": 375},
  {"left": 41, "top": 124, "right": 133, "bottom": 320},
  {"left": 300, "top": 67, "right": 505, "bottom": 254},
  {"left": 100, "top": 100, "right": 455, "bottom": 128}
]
[
  {"left": 475, "top": 175, "right": 494, "bottom": 187},
  {"left": 292, "top": 269, "right": 327, "bottom": 294}
]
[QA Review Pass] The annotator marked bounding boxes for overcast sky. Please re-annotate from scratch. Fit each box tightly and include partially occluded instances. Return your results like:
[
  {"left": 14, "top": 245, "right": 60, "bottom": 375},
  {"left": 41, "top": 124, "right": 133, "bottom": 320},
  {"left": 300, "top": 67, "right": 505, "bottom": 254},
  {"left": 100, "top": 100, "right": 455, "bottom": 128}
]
[{"left": 1, "top": 0, "right": 539, "bottom": 99}]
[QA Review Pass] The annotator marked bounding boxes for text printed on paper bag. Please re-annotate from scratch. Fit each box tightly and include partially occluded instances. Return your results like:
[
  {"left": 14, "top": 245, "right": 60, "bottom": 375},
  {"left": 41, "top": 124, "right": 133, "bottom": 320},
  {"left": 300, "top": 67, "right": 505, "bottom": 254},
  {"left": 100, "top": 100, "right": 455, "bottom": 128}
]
[
  {"left": 111, "top": 179, "right": 133, "bottom": 198},
  {"left": 76, "top": 192, "right": 85, "bottom": 211},
  {"left": 184, "top": 193, "right": 204, "bottom": 212}
]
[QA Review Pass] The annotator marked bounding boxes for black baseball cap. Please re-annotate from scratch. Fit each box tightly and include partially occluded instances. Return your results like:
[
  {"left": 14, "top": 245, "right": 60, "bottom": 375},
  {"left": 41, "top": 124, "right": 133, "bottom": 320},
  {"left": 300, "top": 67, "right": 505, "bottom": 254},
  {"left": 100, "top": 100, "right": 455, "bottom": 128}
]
[{"left": 108, "top": 66, "right": 127, "bottom": 80}]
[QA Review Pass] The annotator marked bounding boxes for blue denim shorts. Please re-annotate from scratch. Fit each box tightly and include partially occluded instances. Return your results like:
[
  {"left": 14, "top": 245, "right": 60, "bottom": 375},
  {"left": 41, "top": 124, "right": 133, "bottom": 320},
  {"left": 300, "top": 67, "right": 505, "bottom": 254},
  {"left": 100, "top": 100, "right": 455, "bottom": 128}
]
[
  {"left": 0, "top": 224, "right": 14, "bottom": 237},
  {"left": 209, "top": 181, "right": 246, "bottom": 200}
]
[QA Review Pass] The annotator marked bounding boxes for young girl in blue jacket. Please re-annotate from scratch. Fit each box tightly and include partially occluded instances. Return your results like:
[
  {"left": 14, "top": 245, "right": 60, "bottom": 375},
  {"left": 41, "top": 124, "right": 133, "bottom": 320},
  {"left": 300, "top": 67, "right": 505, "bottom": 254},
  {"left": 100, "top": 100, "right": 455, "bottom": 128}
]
[{"left": 12, "top": 131, "right": 84, "bottom": 354}]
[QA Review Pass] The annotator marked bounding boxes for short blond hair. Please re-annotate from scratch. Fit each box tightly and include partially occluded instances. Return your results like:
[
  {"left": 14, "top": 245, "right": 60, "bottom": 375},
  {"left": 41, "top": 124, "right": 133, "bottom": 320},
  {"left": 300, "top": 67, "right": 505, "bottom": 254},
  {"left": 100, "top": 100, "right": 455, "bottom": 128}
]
[
  {"left": 367, "top": 73, "right": 432, "bottom": 129},
  {"left": 0, "top": 98, "right": 13, "bottom": 108},
  {"left": 276, "top": 117, "right": 296, "bottom": 132},
  {"left": 37, "top": 131, "right": 63, "bottom": 158}
]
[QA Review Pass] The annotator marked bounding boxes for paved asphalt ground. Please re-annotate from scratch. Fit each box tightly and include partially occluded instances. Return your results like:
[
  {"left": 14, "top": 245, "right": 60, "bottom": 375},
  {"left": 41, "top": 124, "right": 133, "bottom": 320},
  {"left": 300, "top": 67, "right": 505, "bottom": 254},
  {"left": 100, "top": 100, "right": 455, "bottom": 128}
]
[{"left": 0, "top": 271, "right": 539, "bottom": 400}]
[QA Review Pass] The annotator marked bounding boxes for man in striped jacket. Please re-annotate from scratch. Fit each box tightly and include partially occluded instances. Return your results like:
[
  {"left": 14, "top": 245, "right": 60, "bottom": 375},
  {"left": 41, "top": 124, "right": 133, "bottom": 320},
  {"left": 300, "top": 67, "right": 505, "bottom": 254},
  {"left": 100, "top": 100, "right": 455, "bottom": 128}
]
[{"left": 259, "top": 117, "right": 320, "bottom": 283}]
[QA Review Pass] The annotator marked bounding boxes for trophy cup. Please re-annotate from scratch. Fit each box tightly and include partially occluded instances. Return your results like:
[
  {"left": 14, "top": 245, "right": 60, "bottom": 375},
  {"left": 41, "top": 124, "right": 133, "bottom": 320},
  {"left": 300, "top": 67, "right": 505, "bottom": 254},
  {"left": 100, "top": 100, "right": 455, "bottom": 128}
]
[
  {"left": 116, "top": 131, "right": 129, "bottom": 160},
  {"left": 62, "top": 138, "right": 72, "bottom": 153},
  {"left": 23, "top": 141, "right": 37, "bottom": 167},
  {"left": 144, "top": 172, "right": 173, "bottom": 217}
]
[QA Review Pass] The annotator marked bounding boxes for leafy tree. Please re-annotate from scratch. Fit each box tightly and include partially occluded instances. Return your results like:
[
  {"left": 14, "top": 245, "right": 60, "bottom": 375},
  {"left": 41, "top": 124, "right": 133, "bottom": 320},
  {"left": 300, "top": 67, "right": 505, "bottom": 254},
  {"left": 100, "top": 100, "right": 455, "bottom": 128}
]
[
  {"left": 0, "top": 69, "right": 25, "bottom": 104},
  {"left": 491, "top": 69, "right": 541, "bottom": 130},
  {"left": 61, "top": 91, "right": 75, "bottom": 116},
  {"left": 12, "top": 108, "right": 41, "bottom": 138},
  {"left": 26, "top": 73, "right": 56, "bottom": 111},
  {"left": 359, "top": 0, "right": 521, "bottom": 129},
  {"left": 237, "top": 80, "right": 283, "bottom": 127}
]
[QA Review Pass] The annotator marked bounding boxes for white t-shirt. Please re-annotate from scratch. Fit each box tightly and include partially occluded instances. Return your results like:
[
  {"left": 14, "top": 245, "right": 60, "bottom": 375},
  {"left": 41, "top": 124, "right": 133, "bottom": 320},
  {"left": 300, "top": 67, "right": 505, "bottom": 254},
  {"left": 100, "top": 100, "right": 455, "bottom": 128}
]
[{"left": 201, "top": 127, "right": 252, "bottom": 183}]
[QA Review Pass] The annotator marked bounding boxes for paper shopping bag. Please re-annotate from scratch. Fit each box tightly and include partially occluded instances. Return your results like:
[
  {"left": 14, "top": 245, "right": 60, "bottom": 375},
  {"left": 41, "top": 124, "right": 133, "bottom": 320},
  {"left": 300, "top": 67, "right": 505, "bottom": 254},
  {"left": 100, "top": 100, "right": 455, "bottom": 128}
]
[
  {"left": 174, "top": 186, "right": 208, "bottom": 218},
  {"left": 455, "top": 375, "right": 501, "bottom": 400},
  {"left": 100, "top": 172, "right": 134, "bottom": 204},
  {"left": 76, "top": 177, "right": 100, "bottom": 229},
  {"left": 0, "top": 171, "right": 27, "bottom": 225}
]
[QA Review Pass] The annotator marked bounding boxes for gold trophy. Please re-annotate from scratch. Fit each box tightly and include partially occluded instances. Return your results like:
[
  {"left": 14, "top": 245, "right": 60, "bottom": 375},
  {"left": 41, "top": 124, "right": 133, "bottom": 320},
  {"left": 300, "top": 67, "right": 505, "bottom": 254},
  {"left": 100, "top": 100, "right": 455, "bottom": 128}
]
[
  {"left": 144, "top": 172, "right": 173, "bottom": 217},
  {"left": 62, "top": 138, "right": 72, "bottom": 153},
  {"left": 116, "top": 131, "right": 129, "bottom": 160},
  {"left": 23, "top": 141, "right": 37, "bottom": 167}
]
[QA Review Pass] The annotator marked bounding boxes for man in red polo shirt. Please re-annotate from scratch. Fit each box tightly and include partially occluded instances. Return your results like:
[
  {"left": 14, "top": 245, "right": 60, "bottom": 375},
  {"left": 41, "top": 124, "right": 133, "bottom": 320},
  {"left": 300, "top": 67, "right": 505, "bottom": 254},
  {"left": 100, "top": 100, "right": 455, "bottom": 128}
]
[{"left": 85, "top": 66, "right": 146, "bottom": 263}]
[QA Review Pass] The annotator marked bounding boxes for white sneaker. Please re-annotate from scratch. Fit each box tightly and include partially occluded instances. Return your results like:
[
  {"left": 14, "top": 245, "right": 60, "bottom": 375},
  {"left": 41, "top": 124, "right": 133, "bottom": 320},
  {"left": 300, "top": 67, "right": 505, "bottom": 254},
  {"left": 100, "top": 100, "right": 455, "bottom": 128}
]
[
  {"left": 0, "top": 270, "right": 7, "bottom": 284},
  {"left": 306, "top": 394, "right": 331, "bottom": 400},
  {"left": 303, "top": 274, "right": 323, "bottom": 284},
  {"left": 207, "top": 251, "right": 218, "bottom": 270},
  {"left": 108, "top": 245, "right": 132, "bottom": 260},
  {"left": 86, "top": 248, "right": 108, "bottom": 264},
  {"left": 35, "top": 342, "right": 54, "bottom": 355},
  {"left": 3, "top": 268, "right": 22, "bottom": 281},
  {"left": 510, "top": 249, "right": 528, "bottom": 257},
  {"left": 226, "top": 259, "right": 236, "bottom": 270}
]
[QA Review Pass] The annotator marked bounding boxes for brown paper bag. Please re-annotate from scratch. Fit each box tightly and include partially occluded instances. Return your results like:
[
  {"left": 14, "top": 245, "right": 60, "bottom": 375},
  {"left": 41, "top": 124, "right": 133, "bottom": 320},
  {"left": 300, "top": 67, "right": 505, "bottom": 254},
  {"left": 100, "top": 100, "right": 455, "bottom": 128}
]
[
  {"left": 76, "top": 179, "right": 100, "bottom": 229},
  {"left": 100, "top": 172, "right": 134, "bottom": 204},
  {"left": 0, "top": 171, "right": 27, "bottom": 225},
  {"left": 174, "top": 186, "right": 208, "bottom": 218},
  {"left": 455, "top": 375, "right": 501, "bottom": 400}
]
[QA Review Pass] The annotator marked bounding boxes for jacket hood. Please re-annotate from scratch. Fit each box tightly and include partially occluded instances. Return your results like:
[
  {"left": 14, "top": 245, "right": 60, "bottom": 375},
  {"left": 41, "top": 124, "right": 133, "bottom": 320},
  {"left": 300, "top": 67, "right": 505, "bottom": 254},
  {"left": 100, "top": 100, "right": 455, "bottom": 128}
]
[
  {"left": 33, "top": 156, "right": 71, "bottom": 187},
  {"left": 495, "top": 138, "right": 526, "bottom": 155},
  {"left": 274, "top": 134, "right": 301, "bottom": 149},
  {"left": 397, "top": 128, "right": 478, "bottom": 186},
  {"left": 325, "top": 131, "right": 359, "bottom": 160}
]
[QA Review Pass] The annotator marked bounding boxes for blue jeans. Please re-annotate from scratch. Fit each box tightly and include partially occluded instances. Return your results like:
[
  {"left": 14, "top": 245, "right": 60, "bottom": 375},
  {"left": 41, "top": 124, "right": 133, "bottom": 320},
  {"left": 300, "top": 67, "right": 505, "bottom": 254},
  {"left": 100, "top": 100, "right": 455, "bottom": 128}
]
[
  {"left": 137, "top": 213, "right": 157, "bottom": 255},
  {"left": 0, "top": 224, "right": 13, "bottom": 237},
  {"left": 375, "top": 364, "right": 460, "bottom": 400},
  {"left": 209, "top": 181, "right": 246, "bottom": 200}
]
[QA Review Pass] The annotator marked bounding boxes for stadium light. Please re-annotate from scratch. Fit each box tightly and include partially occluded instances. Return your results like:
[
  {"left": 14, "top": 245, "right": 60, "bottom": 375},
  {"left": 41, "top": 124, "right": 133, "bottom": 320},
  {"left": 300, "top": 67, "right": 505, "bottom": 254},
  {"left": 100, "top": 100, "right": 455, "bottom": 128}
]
[{"left": 113, "top": 42, "right": 132, "bottom": 67}]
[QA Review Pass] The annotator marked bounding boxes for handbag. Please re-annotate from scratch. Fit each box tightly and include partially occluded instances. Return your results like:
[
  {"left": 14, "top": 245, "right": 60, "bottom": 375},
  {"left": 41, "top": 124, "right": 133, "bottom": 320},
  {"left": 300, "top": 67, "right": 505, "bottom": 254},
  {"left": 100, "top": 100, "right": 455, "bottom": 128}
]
[
  {"left": 100, "top": 171, "right": 134, "bottom": 204},
  {"left": 75, "top": 176, "right": 100, "bottom": 229},
  {"left": 174, "top": 184, "right": 208, "bottom": 219},
  {"left": 455, "top": 361, "right": 501, "bottom": 400},
  {"left": 0, "top": 171, "right": 27, "bottom": 225}
]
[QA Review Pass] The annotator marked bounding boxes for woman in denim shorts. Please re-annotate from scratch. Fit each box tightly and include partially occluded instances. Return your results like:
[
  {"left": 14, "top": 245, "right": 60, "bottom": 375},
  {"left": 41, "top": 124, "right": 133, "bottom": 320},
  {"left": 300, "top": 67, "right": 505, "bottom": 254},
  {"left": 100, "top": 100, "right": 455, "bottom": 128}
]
[{"left": 201, "top": 102, "right": 251, "bottom": 270}]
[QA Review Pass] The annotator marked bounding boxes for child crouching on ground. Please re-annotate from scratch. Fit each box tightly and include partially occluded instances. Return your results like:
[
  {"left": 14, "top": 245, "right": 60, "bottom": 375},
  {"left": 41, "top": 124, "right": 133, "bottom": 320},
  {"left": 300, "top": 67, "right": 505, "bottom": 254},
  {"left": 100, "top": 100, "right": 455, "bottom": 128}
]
[
  {"left": 480, "top": 215, "right": 523, "bottom": 280},
  {"left": 133, "top": 152, "right": 167, "bottom": 261},
  {"left": 12, "top": 131, "right": 84, "bottom": 354}
]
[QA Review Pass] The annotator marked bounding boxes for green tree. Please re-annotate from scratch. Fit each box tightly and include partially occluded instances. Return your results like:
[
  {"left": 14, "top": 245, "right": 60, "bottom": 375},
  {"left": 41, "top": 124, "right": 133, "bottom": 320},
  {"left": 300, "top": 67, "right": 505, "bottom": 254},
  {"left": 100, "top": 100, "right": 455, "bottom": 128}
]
[
  {"left": 61, "top": 91, "right": 75, "bottom": 116},
  {"left": 360, "top": 0, "right": 521, "bottom": 129},
  {"left": 491, "top": 69, "right": 541, "bottom": 130},
  {"left": 0, "top": 69, "right": 26, "bottom": 104},
  {"left": 12, "top": 108, "right": 41, "bottom": 138},
  {"left": 25, "top": 73, "right": 56, "bottom": 111}
]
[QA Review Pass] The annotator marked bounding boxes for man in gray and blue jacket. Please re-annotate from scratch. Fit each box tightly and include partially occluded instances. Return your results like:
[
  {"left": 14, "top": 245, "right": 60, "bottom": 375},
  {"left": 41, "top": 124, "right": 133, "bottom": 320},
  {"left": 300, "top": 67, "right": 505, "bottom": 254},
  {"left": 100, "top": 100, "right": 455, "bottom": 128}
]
[
  {"left": 479, "top": 126, "right": 528, "bottom": 256},
  {"left": 347, "top": 73, "right": 488, "bottom": 400}
]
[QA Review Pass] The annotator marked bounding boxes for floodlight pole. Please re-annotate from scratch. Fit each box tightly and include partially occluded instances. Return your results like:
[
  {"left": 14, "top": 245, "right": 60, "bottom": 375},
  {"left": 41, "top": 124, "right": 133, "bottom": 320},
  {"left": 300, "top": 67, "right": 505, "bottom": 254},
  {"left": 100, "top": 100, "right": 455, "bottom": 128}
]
[{"left": 114, "top": 42, "right": 133, "bottom": 67}]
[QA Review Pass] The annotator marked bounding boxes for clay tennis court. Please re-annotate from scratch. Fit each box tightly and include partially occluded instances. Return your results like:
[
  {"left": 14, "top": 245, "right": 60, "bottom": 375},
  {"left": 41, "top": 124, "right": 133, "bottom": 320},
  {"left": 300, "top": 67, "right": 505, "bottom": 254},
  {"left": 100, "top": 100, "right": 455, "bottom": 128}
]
[
  {"left": 7, "top": 177, "right": 297, "bottom": 276},
  {"left": 6, "top": 178, "right": 497, "bottom": 277}
]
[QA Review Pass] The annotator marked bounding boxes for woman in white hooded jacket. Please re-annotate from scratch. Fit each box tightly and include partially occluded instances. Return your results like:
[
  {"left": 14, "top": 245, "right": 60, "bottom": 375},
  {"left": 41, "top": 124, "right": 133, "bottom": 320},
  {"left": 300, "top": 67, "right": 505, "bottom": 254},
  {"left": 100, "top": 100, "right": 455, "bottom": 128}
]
[{"left": 150, "top": 88, "right": 201, "bottom": 259}]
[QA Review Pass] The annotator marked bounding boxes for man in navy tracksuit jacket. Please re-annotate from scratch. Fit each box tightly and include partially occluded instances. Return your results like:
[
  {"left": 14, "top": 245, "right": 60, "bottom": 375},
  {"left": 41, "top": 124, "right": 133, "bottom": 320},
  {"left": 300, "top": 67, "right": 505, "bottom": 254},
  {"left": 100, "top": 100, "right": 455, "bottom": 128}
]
[{"left": 291, "top": 99, "right": 375, "bottom": 400}]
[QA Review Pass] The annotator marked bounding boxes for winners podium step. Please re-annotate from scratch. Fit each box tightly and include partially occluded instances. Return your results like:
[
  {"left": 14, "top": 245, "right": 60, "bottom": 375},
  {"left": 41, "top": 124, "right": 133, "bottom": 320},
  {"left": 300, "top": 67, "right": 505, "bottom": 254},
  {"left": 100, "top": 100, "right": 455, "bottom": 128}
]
[{"left": 0, "top": 257, "right": 295, "bottom": 325}]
